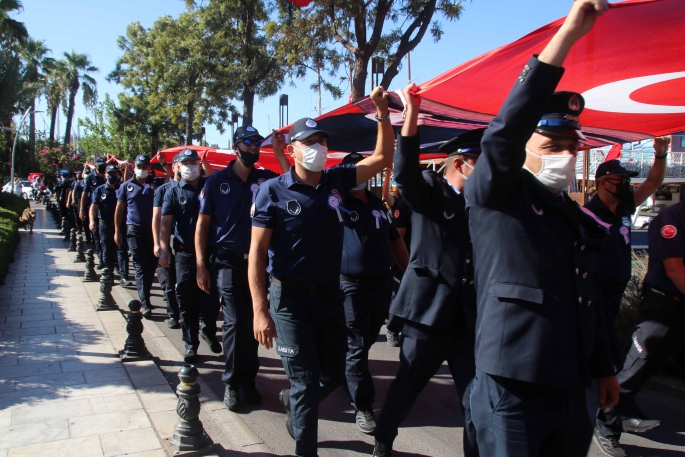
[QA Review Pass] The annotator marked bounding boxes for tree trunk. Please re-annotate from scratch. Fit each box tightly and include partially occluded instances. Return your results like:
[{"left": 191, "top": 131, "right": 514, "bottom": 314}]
[
  {"left": 28, "top": 97, "right": 36, "bottom": 161},
  {"left": 242, "top": 87, "right": 255, "bottom": 127},
  {"left": 351, "top": 54, "right": 370, "bottom": 102},
  {"left": 49, "top": 103, "right": 57, "bottom": 146},
  {"left": 185, "top": 99, "right": 194, "bottom": 146},
  {"left": 64, "top": 88, "right": 77, "bottom": 147},
  {"left": 150, "top": 125, "right": 159, "bottom": 156}
]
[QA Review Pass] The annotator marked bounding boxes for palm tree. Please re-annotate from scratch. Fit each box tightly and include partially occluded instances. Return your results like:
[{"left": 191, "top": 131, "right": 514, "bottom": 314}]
[
  {"left": 0, "top": 0, "right": 28, "bottom": 44},
  {"left": 20, "top": 39, "right": 54, "bottom": 159},
  {"left": 44, "top": 59, "right": 67, "bottom": 146},
  {"left": 62, "top": 51, "right": 98, "bottom": 148}
]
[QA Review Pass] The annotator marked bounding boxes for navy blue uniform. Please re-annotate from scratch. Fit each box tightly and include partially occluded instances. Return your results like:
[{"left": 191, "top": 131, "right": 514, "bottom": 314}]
[
  {"left": 252, "top": 165, "right": 357, "bottom": 457},
  {"left": 154, "top": 181, "right": 179, "bottom": 322},
  {"left": 163, "top": 178, "right": 218, "bottom": 351},
  {"left": 375, "top": 134, "right": 477, "bottom": 456},
  {"left": 597, "top": 201, "right": 685, "bottom": 441},
  {"left": 340, "top": 189, "right": 398, "bottom": 415},
  {"left": 118, "top": 176, "right": 164, "bottom": 311},
  {"left": 92, "top": 183, "right": 129, "bottom": 281},
  {"left": 72, "top": 179, "right": 85, "bottom": 232},
  {"left": 199, "top": 161, "right": 277, "bottom": 391},
  {"left": 464, "top": 57, "right": 613, "bottom": 456},
  {"left": 85, "top": 172, "right": 106, "bottom": 251}
]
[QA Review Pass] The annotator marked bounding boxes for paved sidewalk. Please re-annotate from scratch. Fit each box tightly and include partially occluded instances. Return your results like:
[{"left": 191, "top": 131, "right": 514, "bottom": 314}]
[{"left": 0, "top": 207, "right": 266, "bottom": 457}]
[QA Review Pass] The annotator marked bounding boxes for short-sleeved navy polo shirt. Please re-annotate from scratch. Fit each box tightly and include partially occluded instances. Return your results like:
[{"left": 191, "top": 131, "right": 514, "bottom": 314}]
[
  {"left": 162, "top": 178, "right": 206, "bottom": 246},
  {"left": 117, "top": 176, "right": 163, "bottom": 227},
  {"left": 583, "top": 191, "right": 637, "bottom": 289},
  {"left": 645, "top": 201, "right": 685, "bottom": 296},
  {"left": 92, "top": 183, "right": 120, "bottom": 223},
  {"left": 154, "top": 181, "right": 177, "bottom": 208},
  {"left": 252, "top": 165, "right": 358, "bottom": 284},
  {"left": 341, "top": 190, "right": 399, "bottom": 279},
  {"left": 199, "top": 160, "right": 278, "bottom": 254},
  {"left": 85, "top": 172, "right": 106, "bottom": 199}
]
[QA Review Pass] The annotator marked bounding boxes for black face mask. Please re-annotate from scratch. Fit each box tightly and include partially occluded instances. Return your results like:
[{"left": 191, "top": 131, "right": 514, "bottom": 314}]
[
  {"left": 607, "top": 179, "right": 632, "bottom": 202},
  {"left": 237, "top": 147, "right": 259, "bottom": 167},
  {"left": 107, "top": 175, "right": 120, "bottom": 185}
]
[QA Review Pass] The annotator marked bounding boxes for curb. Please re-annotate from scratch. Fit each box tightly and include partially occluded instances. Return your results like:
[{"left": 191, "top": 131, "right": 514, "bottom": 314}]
[{"left": 647, "top": 375, "right": 685, "bottom": 400}]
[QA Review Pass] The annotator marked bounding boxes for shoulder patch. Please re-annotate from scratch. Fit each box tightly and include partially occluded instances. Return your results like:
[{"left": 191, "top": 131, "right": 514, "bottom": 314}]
[
  {"left": 661, "top": 225, "right": 677, "bottom": 239},
  {"left": 395, "top": 210, "right": 399, "bottom": 218}
]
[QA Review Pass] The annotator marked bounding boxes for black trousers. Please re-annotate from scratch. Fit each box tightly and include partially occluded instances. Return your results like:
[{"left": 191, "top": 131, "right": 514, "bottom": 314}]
[
  {"left": 126, "top": 225, "right": 156, "bottom": 309},
  {"left": 471, "top": 371, "right": 591, "bottom": 457},
  {"left": 376, "top": 321, "right": 478, "bottom": 457},
  {"left": 175, "top": 251, "right": 220, "bottom": 351},
  {"left": 92, "top": 218, "right": 102, "bottom": 259},
  {"left": 596, "top": 288, "right": 685, "bottom": 441},
  {"left": 72, "top": 201, "right": 84, "bottom": 232},
  {"left": 82, "top": 210, "right": 93, "bottom": 243},
  {"left": 156, "top": 254, "right": 179, "bottom": 320},
  {"left": 99, "top": 222, "right": 129, "bottom": 281},
  {"left": 212, "top": 252, "right": 258, "bottom": 390}
]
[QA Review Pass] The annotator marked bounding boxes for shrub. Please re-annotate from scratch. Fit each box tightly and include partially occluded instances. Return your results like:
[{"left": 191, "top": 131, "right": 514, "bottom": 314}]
[{"left": 0, "top": 193, "right": 29, "bottom": 284}]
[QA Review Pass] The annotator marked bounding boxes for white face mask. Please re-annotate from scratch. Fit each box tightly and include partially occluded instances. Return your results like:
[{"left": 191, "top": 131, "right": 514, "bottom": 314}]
[
  {"left": 134, "top": 169, "right": 149, "bottom": 180},
  {"left": 524, "top": 149, "right": 576, "bottom": 192},
  {"left": 181, "top": 164, "right": 200, "bottom": 181},
  {"left": 295, "top": 143, "right": 328, "bottom": 172}
]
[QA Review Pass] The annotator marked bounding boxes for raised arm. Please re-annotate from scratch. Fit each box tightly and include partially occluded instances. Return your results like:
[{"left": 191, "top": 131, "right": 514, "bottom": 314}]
[
  {"left": 634, "top": 136, "right": 669, "bottom": 206},
  {"left": 271, "top": 130, "right": 292, "bottom": 174},
  {"left": 355, "top": 86, "right": 395, "bottom": 185}
]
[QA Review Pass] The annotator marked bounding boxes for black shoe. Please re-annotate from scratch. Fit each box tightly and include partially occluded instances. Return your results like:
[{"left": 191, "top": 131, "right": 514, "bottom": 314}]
[
  {"left": 200, "top": 331, "right": 222, "bottom": 353},
  {"left": 184, "top": 349, "right": 197, "bottom": 364},
  {"left": 386, "top": 331, "right": 399, "bottom": 347},
  {"left": 592, "top": 428, "right": 626, "bottom": 457},
  {"left": 167, "top": 318, "right": 180, "bottom": 329},
  {"left": 141, "top": 307, "right": 152, "bottom": 318},
  {"left": 224, "top": 387, "right": 239, "bottom": 411},
  {"left": 621, "top": 417, "right": 661, "bottom": 433},
  {"left": 356, "top": 409, "right": 376, "bottom": 435},
  {"left": 96, "top": 261, "right": 105, "bottom": 270},
  {"left": 279, "top": 388, "right": 295, "bottom": 440},
  {"left": 239, "top": 384, "right": 262, "bottom": 405},
  {"left": 372, "top": 440, "right": 393, "bottom": 457}
]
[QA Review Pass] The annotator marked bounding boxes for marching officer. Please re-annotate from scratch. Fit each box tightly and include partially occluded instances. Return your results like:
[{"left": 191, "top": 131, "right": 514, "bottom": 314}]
[
  {"left": 594, "top": 185, "right": 685, "bottom": 457},
  {"left": 81, "top": 157, "right": 107, "bottom": 264},
  {"left": 115, "top": 155, "right": 165, "bottom": 317},
  {"left": 195, "top": 126, "right": 290, "bottom": 411},
  {"left": 373, "top": 87, "right": 481, "bottom": 457},
  {"left": 249, "top": 86, "right": 394, "bottom": 457},
  {"left": 89, "top": 165, "right": 130, "bottom": 285},
  {"left": 159, "top": 149, "right": 222, "bottom": 363},
  {"left": 153, "top": 153, "right": 181, "bottom": 329},
  {"left": 70, "top": 172, "right": 85, "bottom": 234},
  {"left": 337, "top": 152, "right": 408, "bottom": 436},
  {"left": 464, "top": 1, "right": 619, "bottom": 455}
]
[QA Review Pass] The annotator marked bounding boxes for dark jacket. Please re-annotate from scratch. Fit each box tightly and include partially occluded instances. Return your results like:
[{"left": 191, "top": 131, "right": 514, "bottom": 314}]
[
  {"left": 391, "top": 133, "right": 475, "bottom": 334},
  {"left": 464, "top": 56, "right": 613, "bottom": 388}
]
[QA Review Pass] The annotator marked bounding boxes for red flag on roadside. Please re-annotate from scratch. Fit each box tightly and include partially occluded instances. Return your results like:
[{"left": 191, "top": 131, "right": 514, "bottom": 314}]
[{"left": 604, "top": 143, "right": 623, "bottom": 162}]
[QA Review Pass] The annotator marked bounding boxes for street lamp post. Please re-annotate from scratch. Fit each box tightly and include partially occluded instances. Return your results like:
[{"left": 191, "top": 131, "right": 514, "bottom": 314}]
[{"left": 10, "top": 106, "right": 33, "bottom": 189}]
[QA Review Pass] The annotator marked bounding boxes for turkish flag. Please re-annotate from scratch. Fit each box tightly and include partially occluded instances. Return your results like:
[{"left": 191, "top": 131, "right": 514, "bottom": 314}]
[
  {"left": 288, "top": 0, "right": 312, "bottom": 7},
  {"left": 604, "top": 143, "right": 622, "bottom": 162},
  {"left": 419, "top": 0, "right": 685, "bottom": 137}
]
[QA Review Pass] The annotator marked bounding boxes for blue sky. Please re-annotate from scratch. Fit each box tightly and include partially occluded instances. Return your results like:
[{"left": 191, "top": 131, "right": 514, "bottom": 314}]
[{"left": 17, "top": 0, "right": 615, "bottom": 150}]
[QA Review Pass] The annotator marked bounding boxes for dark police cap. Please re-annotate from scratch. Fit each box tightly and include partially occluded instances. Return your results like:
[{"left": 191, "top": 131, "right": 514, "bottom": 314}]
[
  {"left": 135, "top": 155, "right": 150, "bottom": 166},
  {"left": 439, "top": 128, "right": 486, "bottom": 158},
  {"left": 105, "top": 165, "right": 120, "bottom": 174},
  {"left": 289, "top": 118, "right": 330, "bottom": 142},
  {"left": 536, "top": 91, "right": 586, "bottom": 140},
  {"left": 95, "top": 157, "right": 106, "bottom": 165},
  {"left": 595, "top": 159, "right": 638, "bottom": 180},
  {"left": 177, "top": 148, "right": 201, "bottom": 163},
  {"left": 172, "top": 153, "right": 182, "bottom": 164},
  {"left": 234, "top": 125, "right": 264, "bottom": 143},
  {"left": 341, "top": 152, "right": 365, "bottom": 165}
]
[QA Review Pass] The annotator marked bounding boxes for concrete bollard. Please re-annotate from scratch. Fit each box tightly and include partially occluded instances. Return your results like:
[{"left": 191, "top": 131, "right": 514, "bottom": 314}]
[
  {"left": 96, "top": 267, "right": 117, "bottom": 311},
  {"left": 59, "top": 217, "right": 67, "bottom": 235},
  {"left": 74, "top": 236, "right": 86, "bottom": 262},
  {"left": 83, "top": 249, "right": 99, "bottom": 282},
  {"left": 68, "top": 229, "right": 77, "bottom": 251},
  {"left": 119, "top": 300, "right": 151, "bottom": 362},
  {"left": 165, "top": 365, "right": 213, "bottom": 455}
]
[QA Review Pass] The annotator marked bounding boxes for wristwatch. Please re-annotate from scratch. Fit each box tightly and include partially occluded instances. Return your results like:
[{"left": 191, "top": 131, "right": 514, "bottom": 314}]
[
  {"left": 375, "top": 112, "right": 391, "bottom": 122},
  {"left": 655, "top": 153, "right": 668, "bottom": 159}
]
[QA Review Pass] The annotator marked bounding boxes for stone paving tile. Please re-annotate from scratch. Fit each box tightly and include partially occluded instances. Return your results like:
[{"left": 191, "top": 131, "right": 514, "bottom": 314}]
[
  {"left": 83, "top": 366, "right": 129, "bottom": 384},
  {"left": 64, "top": 379, "right": 134, "bottom": 400},
  {"left": 11, "top": 398, "right": 92, "bottom": 425},
  {"left": 99, "top": 427, "right": 162, "bottom": 456},
  {"left": 69, "top": 409, "right": 151, "bottom": 437},
  {"left": 147, "top": 410, "right": 176, "bottom": 438},
  {"left": 7, "top": 435, "right": 104, "bottom": 457},
  {"left": 18, "top": 352, "right": 78, "bottom": 365},
  {"left": 0, "top": 355, "right": 18, "bottom": 366},
  {"left": 61, "top": 355, "right": 120, "bottom": 373},
  {"left": 0, "top": 388, "right": 64, "bottom": 410},
  {"left": 0, "top": 380, "right": 16, "bottom": 394},
  {"left": 15, "top": 371, "right": 86, "bottom": 391},
  {"left": 0, "top": 361, "right": 61, "bottom": 380},
  {"left": 119, "top": 450, "right": 167, "bottom": 457},
  {"left": 0, "top": 419, "right": 69, "bottom": 450},
  {"left": 123, "top": 361, "right": 169, "bottom": 388},
  {"left": 89, "top": 393, "right": 142, "bottom": 414},
  {"left": 0, "top": 407, "right": 11, "bottom": 427},
  {"left": 19, "top": 334, "right": 73, "bottom": 344},
  {"left": 137, "top": 384, "right": 178, "bottom": 413},
  {"left": 5, "top": 314, "right": 56, "bottom": 323}
]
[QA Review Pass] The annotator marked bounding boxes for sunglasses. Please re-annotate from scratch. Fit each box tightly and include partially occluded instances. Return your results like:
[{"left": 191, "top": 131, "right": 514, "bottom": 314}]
[{"left": 241, "top": 139, "right": 263, "bottom": 147}]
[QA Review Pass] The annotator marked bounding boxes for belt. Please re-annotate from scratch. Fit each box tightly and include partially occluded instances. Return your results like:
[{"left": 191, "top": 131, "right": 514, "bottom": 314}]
[
  {"left": 643, "top": 283, "right": 684, "bottom": 303},
  {"left": 340, "top": 274, "right": 386, "bottom": 289},
  {"left": 100, "top": 220, "right": 114, "bottom": 226},
  {"left": 214, "top": 247, "right": 248, "bottom": 261},
  {"left": 173, "top": 237, "right": 195, "bottom": 255},
  {"left": 270, "top": 276, "right": 338, "bottom": 297}
]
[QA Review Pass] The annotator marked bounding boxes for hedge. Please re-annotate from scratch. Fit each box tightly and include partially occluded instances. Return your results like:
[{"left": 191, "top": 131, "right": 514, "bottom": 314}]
[{"left": 0, "top": 193, "right": 29, "bottom": 284}]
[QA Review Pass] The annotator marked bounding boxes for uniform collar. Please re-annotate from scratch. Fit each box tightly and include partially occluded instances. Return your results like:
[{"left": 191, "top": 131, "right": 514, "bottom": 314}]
[
  {"left": 223, "top": 159, "right": 256, "bottom": 182},
  {"left": 444, "top": 178, "right": 461, "bottom": 195},
  {"left": 179, "top": 177, "right": 204, "bottom": 189},
  {"left": 285, "top": 166, "right": 329, "bottom": 189}
]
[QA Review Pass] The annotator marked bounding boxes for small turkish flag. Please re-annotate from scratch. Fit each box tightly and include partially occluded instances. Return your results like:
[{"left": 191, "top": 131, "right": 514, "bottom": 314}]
[
  {"left": 604, "top": 143, "right": 622, "bottom": 162},
  {"left": 288, "top": 0, "right": 312, "bottom": 6}
]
